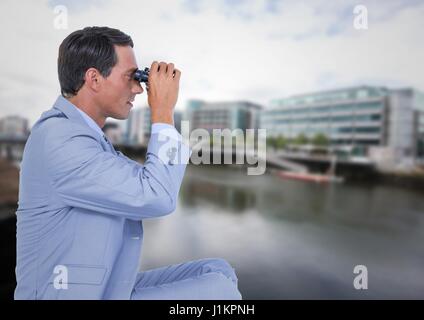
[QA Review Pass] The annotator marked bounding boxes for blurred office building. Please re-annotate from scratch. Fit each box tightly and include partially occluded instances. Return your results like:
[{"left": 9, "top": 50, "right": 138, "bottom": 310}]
[
  {"left": 124, "top": 106, "right": 183, "bottom": 145},
  {"left": 174, "top": 111, "right": 182, "bottom": 134},
  {"left": 185, "top": 99, "right": 263, "bottom": 132},
  {"left": 0, "top": 116, "right": 29, "bottom": 138},
  {"left": 0, "top": 116, "right": 29, "bottom": 162},
  {"left": 261, "top": 86, "right": 424, "bottom": 169},
  {"left": 102, "top": 121, "right": 124, "bottom": 145},
  {"left": 124, "top": 106, "right": 152, "bottom": 145}
]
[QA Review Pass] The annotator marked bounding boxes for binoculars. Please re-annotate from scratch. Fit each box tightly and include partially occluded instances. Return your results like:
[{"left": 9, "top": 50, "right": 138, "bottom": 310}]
[
  {"left": 133, "top": 66, "right": 176, "bottom": 84},
  {"left": 133, "top": 67, "right": 150, "bottom": 84}
]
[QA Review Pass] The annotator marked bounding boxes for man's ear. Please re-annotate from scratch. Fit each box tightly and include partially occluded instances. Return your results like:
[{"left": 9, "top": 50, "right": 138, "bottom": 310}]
[{"left": 84, "top": 68, "right": 103, "bottom": 92}]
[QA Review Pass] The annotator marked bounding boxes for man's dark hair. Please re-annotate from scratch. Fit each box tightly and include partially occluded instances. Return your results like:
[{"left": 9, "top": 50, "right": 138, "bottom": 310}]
[{"left": 58, "top": 26, "right": 133, "bottom": 97}]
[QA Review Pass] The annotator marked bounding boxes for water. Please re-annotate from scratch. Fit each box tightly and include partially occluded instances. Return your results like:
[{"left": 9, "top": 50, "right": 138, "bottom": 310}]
[{"left": 141, "top": 165, "right": 424, "bottom": 299}]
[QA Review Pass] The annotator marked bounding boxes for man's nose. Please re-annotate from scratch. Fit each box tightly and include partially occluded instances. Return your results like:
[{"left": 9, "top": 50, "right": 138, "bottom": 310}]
[{"left": 132, "top": 81, "right": 143, "bottom": 94}]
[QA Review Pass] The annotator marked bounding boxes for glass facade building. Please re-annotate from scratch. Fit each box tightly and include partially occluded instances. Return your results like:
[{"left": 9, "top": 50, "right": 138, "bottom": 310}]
[
  {"left": 261, "top": 86, "right": 424, "bottom": 159},
  {"left": 261, "top": 86, "right": 388, "bottom": 145},
  {"left": 186, "top": 100, "right": 262, "bottom": 133}
]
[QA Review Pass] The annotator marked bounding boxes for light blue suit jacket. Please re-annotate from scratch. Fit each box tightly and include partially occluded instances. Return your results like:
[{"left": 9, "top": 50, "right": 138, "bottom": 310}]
[{"left": 15, "top": 96, "right": 190, "bottom": 299}]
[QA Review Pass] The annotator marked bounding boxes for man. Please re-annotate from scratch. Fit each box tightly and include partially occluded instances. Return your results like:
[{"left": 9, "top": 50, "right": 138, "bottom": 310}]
[{"left": 15, "top": 26, "right": 241, "bottom": 300}]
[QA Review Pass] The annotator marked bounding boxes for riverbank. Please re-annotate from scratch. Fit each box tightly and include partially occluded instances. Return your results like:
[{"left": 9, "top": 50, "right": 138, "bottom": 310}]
[
  {"left": 376, "top": 168, "right": 424, "bottom": 189},
  {"left": 1, "top": 157, "right": 424, "bottom": 212}
]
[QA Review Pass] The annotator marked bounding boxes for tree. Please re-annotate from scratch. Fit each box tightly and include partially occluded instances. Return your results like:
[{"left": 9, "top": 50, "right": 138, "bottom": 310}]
[
  {"left": 266, "top": 137, "right": 277, "bottom": 149},
  {"left": 311, "top": 133, "right": 329, "bottom": 146},
  {"left": 275, "top": 135, "right": 288, "bottom": 149},
  {"left": 293, "top": 133, "right": 309, "bottom": 145}
]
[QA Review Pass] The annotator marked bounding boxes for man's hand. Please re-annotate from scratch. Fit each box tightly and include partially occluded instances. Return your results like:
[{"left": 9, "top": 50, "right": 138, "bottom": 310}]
[{"left": 147, "top": 61, "right": 181, "bottom": 125}]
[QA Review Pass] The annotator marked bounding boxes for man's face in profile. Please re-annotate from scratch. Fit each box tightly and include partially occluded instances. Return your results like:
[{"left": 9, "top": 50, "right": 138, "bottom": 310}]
[{"left": 97, "top": 45, "right": 143, "bottom": 120}]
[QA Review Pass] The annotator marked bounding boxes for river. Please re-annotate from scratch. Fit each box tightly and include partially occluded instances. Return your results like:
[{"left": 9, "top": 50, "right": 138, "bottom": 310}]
[{"left": 141, "top": 165, "right": 424, "bottom": 299}]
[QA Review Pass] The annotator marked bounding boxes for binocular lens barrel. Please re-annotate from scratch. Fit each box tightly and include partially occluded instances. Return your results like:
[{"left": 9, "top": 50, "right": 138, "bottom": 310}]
[{"left": 133, "top": 67, "right": 150, "bottom": 83}]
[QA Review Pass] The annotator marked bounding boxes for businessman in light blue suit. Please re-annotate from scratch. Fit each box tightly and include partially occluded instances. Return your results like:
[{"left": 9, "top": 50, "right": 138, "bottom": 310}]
[{"left": 14, "top": 26, "right": 242, "bottom": 300}]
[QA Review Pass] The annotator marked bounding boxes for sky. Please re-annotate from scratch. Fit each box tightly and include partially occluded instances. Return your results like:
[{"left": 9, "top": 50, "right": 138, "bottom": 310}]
[{"left": 0, "top": 0, "right": 423, "bottom": 126}]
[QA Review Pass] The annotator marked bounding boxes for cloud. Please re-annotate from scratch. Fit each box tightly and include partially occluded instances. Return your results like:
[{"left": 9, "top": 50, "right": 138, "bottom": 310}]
[{"left": 0, "top": 0, "right": 423, "bottom": 126}]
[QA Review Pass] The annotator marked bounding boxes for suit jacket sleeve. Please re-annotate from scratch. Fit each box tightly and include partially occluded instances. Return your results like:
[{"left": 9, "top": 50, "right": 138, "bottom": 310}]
[{"left": 44, "top": 124, "right": 190, "bottom": 221}]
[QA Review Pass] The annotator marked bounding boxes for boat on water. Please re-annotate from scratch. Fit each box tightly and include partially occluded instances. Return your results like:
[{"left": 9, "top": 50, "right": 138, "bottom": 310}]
[
  {"left": 274, "top": 170, "right": 344, "bottom": 184},
  {"left": 273, "top": 153, "right": 344, "bottom": 183}
]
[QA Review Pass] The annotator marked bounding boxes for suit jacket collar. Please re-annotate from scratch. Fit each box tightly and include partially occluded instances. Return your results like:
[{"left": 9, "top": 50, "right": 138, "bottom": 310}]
[
  {"left": 52, "top": 95, "right": 107, "bottom": 140},
  {"left": 52, "top": 95, "right": 87, "bottom": 125},
  {"left": 37, "top": 95, "right": 116, "bottom": 154}
]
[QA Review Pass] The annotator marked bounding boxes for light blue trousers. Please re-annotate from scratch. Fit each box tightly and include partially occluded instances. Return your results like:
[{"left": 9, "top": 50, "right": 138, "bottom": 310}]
[{"left": 131, "top": 258, "right": 242, "bottom": 300}]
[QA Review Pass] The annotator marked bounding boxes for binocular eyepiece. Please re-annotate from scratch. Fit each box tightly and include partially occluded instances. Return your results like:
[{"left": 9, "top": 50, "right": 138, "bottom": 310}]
[{"left": 133, "top": 67, "right": 150, "bottom": 83}]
